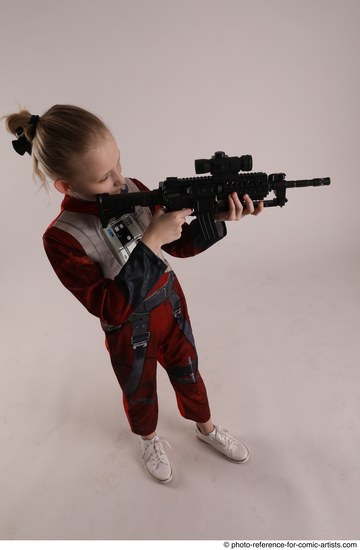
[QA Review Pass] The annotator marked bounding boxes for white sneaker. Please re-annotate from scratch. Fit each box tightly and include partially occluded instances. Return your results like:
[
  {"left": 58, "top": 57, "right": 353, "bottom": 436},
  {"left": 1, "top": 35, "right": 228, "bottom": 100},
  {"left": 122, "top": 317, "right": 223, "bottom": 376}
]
[
  {"left": 140, "top": 435, "right": 173, "bottom": 483},
  {"left": 196, "top": 424, "right": 250, "bottom": 463}
]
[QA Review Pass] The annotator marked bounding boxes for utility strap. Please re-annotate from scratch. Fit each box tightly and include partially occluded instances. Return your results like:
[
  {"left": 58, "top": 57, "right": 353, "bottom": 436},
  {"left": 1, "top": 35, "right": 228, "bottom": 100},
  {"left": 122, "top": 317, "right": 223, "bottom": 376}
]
[{"left": 122, "top": 273, "right": 174, "bottom": 398}]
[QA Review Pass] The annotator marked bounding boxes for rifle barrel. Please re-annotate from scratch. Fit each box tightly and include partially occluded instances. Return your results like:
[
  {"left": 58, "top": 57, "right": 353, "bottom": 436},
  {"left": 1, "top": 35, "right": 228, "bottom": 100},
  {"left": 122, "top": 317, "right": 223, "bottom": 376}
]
[{"left": 285, "top": 177, "right": 331, "bottom": 188}]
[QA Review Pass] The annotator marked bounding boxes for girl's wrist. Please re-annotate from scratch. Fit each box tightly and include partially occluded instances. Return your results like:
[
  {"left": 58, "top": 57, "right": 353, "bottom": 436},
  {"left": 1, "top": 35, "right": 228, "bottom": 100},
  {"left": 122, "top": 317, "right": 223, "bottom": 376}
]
[{"left": 141, "top": 233, "right": 161, "bottom": 254}]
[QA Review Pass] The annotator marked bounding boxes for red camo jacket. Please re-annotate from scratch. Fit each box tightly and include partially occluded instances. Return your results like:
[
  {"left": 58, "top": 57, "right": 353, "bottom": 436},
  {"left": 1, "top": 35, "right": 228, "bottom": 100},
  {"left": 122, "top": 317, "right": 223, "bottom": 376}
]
[{"left": 43, "top": 178, "right": 226, "bottom": 328}]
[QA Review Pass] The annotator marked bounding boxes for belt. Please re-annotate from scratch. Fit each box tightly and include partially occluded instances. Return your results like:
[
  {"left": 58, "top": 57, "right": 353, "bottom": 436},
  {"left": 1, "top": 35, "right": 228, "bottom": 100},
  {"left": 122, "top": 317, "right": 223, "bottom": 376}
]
[{"left": 101, "top": 271, "right": 174, "bottom": 334}]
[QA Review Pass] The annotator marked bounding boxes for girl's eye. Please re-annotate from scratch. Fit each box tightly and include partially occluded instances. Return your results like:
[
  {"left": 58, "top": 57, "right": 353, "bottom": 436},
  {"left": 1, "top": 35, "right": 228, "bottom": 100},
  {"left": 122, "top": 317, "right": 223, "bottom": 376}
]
[{"left": 100, "top": 174, "right": 109, "bottom": 182}]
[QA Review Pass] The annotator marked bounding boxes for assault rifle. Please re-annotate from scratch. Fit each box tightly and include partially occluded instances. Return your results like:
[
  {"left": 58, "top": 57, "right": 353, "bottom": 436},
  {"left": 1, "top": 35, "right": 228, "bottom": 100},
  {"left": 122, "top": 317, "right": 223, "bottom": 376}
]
[{"left": 96, "top": 151, "right": 331, "bottom": 241}]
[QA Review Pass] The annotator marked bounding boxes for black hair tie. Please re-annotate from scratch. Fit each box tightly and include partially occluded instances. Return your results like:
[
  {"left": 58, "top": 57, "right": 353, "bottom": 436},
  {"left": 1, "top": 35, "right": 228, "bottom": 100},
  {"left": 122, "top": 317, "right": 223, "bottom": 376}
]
[
  {"left": 29, "top": 115, "right": 40, "bottom": 139},
  {"left": 12, "top": 127, "right": 31, "bottom": 156},
  {"left": 11, "top": 115, "right": 40, "bottom": 156}
]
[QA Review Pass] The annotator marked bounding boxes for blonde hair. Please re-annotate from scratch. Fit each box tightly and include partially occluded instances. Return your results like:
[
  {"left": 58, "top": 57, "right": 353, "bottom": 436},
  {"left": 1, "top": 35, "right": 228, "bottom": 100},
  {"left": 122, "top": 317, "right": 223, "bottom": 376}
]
[{"left": 5, "top": 104, "right": 109, "bottom": 187}]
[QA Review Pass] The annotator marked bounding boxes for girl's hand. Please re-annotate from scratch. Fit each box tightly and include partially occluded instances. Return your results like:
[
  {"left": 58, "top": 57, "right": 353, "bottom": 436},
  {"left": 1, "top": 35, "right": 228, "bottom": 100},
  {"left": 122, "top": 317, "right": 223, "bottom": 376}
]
[
  {"left": 141, "top": 207, "right": 193, "bottom": 253},
  {"left": 215, "top": 192, "right": 264, "bottom": 221}
]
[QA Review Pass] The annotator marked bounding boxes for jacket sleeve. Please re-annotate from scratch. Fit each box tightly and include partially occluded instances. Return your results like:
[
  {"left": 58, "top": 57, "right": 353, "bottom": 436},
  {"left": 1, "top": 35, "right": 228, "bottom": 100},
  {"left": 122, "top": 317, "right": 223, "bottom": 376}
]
[
  {"left": 162, "top": 218, "right": 226, "bottom": 258},
  {"left": 43, "top": 226, "right": 168, "bottom": 326}
]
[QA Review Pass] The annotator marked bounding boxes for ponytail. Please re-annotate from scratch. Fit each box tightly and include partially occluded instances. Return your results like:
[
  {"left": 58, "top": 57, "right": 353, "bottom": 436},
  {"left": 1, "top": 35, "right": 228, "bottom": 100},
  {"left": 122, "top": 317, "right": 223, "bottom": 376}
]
[{"left": 4, "top": 105, "right": 109, "bottom": 187}]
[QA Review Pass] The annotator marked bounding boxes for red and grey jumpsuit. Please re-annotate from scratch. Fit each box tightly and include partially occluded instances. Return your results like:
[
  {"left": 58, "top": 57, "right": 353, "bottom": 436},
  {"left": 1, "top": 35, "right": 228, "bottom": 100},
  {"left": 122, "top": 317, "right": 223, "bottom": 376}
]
[{"left": 43, "top": 178, "right": 227, "bottom": 436}]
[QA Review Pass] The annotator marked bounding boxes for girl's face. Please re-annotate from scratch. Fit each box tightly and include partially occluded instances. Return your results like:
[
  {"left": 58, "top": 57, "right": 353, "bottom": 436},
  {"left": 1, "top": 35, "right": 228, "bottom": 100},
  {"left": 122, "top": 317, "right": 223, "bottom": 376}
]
[{"left": 55, "top": 132, "right": 127, "bottom": 201}]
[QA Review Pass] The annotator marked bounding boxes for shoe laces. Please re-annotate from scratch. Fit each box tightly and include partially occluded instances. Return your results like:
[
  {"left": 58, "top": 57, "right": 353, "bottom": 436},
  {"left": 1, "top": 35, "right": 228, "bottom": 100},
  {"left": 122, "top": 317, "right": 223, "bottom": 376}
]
[
  {"left": 212, "top": 426, "right": 238, "bottom": 451},
  {"left": 143, "top": 437, "right": 171, "bottom": 467}
]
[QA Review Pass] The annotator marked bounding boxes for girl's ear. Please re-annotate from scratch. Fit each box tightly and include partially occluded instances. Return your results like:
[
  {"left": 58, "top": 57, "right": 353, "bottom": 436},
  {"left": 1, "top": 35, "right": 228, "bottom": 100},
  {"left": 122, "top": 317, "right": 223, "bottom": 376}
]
[{"left": 54, "top": 179, "right": 71, "bottom": 195}]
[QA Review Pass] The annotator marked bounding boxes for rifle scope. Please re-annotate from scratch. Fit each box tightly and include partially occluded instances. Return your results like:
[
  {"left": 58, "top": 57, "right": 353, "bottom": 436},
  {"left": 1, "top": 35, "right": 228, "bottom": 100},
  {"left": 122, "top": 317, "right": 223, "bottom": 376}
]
[{"left": 195, "top": 151, "right": 252, "bottom": 175}]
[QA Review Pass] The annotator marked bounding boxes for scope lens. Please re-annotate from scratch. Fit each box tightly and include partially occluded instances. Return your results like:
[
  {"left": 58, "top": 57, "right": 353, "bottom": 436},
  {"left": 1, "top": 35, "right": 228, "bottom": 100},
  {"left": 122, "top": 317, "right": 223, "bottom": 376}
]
[
  {"left": 195, "top": 159, "right": 211, "bottom": 174},
  {"left": 240, "top": 155, "right": 252, "bottom": 171}
]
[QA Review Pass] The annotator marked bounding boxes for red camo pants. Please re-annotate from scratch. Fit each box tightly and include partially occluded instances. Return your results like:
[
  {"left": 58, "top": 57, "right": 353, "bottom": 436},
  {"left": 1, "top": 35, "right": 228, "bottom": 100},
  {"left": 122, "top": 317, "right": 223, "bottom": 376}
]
[{"left": 105, "top": 275, "right": 211, "bottom": 436}]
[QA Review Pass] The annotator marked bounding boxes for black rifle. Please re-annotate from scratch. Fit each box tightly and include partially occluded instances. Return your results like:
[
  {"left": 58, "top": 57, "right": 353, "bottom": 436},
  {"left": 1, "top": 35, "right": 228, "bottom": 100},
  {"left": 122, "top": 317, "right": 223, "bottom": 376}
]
[{"left": 96, "top": 151, "right": 331, "bottom": 241}]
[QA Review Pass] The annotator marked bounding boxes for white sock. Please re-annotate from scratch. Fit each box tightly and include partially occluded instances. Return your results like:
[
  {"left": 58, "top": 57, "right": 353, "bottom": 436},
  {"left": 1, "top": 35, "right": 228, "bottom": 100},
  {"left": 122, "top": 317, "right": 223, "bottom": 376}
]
[{"left": 141, "top": 435, "right": 157, "bottom": 446}]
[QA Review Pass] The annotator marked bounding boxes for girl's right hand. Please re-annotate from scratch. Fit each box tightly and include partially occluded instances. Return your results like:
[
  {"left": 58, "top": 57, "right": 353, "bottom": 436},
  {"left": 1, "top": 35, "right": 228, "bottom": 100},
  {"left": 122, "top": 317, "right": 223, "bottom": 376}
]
[{"left": 141, "top": 208, "right": 193, "bottom": 253}]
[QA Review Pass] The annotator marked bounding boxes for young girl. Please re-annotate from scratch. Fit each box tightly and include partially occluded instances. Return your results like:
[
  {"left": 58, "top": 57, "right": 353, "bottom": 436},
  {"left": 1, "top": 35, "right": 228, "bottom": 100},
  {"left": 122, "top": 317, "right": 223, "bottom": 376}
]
[{"left": 6, "top": 105, "right": 263, "bottom": 483}]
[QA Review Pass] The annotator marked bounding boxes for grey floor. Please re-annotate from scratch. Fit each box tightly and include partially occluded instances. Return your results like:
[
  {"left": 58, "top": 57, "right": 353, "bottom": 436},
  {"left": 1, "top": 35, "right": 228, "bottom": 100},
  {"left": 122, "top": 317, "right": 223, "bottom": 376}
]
[
  {"left": 1, "top": 0, "right": 359, "bottom": 542},
  {"left": 1, "top": 210, "right": 359, "bottom": 541}
]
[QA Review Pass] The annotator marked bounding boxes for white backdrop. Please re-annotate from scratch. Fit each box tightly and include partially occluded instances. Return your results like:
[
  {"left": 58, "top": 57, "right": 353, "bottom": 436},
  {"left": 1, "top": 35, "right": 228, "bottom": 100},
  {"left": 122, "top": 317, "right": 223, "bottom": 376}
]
[{"left": 1, "top": 0, "right": 359, "bottom": 542}]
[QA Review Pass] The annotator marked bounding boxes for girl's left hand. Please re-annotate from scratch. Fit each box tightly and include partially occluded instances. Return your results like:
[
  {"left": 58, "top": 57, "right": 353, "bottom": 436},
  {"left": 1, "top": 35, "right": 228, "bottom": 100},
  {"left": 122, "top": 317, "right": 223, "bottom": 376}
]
[{"left": 215, "top": 192, "right": 264, "bottom": 221}]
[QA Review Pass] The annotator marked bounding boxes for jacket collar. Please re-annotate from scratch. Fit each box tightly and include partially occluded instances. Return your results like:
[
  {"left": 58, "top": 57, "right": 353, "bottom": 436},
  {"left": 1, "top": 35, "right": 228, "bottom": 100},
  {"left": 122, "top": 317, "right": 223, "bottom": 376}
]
[{"left": 61, "top": 194, "right": 99, "bottom": 215}]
